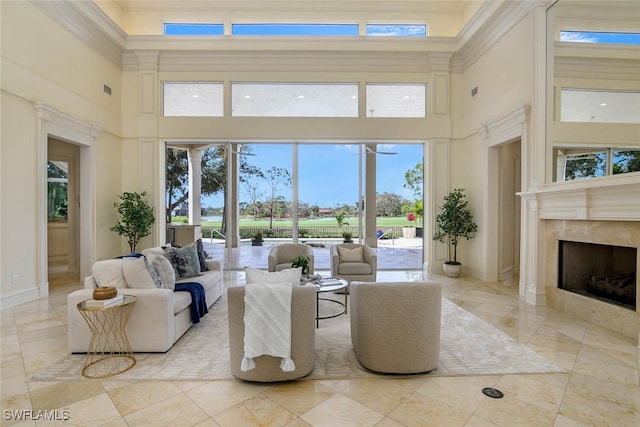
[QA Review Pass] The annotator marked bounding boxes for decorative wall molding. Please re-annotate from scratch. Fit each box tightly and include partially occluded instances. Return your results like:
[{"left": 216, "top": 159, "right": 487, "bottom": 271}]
[
  {"left": 34, "top": 0, "right": 535, "bottom": 75},
  {"left": 520, "top": 175, "right": 640, "bottom": 222},
  {"left": 451, "top": 0, "right": 541, "bottom": 72},
  {"left": 32, "top": 0, "right": 126, "bottom": 66},
  {"left": 555, "top": 43, "right": 640, "bottom": 80},
  {"left": 483, "top": 106, "right": 529, "bottom": 148}
]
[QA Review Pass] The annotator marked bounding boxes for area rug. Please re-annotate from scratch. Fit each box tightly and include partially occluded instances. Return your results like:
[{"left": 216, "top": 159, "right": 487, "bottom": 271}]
[{"left": 30, "top": 297, "right": 564, "bottom": 382}]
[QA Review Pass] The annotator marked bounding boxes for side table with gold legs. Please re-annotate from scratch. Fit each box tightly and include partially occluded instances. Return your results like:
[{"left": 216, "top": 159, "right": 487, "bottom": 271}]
[{"left": 77, "top": 295, "right": 137, "bottom": 379}]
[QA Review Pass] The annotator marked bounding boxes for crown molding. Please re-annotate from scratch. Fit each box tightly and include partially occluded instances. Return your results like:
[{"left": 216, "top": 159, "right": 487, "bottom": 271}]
[
  {"left": 31, "top": 0, "right": 126, "bottom": 66},
  {"left": 451, "top": 0, "right": 543, "bottom": 73},
  {"left": 33, "top": 0, "right": 540, "bottom": 75}
]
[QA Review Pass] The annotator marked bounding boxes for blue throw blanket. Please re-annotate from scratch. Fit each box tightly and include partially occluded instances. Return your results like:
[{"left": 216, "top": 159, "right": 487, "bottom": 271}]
[{"left": 174, "top": 282, "right": 208, "bottom": 324}]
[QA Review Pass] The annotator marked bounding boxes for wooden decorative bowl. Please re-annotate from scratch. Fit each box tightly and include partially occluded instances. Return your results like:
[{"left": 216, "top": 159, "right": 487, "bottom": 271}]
[{"left": 93, "top": 286, "right": 117, "bottom": 300}]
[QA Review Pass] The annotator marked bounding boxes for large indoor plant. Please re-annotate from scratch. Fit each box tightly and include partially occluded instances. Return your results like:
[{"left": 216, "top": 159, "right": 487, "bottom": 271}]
[
  {"left": 433, "top": 188, "right": 478, "bottom": 278},
  {"left": 110, "top": 191, "right": 155, "bottom": 253}
]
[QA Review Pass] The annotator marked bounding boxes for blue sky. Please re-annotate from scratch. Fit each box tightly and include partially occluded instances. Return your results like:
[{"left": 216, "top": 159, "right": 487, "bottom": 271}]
[
  {"left": 202, "top": 144, "right": 423, "bottom": 209},
  {"left": 560, "top": 31, "right": 640, "bottom": 45},
  {"left": 165, "top": 23, "right": 427, "bottom": 37}
]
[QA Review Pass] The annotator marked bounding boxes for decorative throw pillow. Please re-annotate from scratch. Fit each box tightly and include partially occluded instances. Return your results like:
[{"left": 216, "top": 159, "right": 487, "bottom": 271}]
[
  {"left": 147, "top": 253, "right": 176, "bottom": 290},
  {"left": 141, "top": 245, "right": 169, "bottom": 258},
  {"left": 164, "top": 245, "right": 202, "bottom": 280},
  {"left": 337, "top": 246, "right": 364, "bottom": 263},
  {"left": 122, "top": 256, "right": 159, "bottom": 289},
  {"left": 245, "top": 267, "right": 302, "bottom": 286},
  {"left": 92, "top": 259, "right": 127, "bottom": 288},
  {"left": 182, "top": 239, "right": 209, "bottom": 272}
]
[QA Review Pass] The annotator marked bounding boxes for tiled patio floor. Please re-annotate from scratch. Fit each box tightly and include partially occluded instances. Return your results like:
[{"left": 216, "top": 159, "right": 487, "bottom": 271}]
[{"left": 203, "top": 237, "right": 424, "bottom": 271}]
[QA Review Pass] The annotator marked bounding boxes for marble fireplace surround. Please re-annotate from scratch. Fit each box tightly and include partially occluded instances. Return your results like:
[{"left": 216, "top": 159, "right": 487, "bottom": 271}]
[{"left": 533, "top": 176, "right": 640, "bottom": 344}]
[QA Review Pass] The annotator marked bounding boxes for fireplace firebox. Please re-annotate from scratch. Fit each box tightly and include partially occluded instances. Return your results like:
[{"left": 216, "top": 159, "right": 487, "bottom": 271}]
[{"left": 558, "top": 240, "right": 637, "bottom": 310}]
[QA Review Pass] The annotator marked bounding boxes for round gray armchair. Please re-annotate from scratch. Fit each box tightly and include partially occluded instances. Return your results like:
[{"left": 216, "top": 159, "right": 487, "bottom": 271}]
[{"left": 349, "top": 280, "right": 442, "bottom": 374}]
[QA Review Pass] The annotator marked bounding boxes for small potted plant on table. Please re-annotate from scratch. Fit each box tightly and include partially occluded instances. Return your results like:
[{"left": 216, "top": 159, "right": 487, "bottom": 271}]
[{"left": 291, "top": 254, "right": 311, "bottom": 276}]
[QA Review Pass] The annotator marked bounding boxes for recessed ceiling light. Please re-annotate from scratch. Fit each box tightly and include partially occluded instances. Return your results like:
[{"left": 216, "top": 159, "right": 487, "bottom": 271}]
[
  {"left": 192, "top": 94, "right": 199, "bottom": 98},
  {"left": 404, "top": 95, "right": 411, "bottom": 99},
  {"left": 298, "top": 95, "right": 305, "bottom": 99},
  {"left": 600, "top": 102, "right": 607, "bottom": 106},
  {"left": 244, "top": 95, "right": 251, "bottom": 99}
]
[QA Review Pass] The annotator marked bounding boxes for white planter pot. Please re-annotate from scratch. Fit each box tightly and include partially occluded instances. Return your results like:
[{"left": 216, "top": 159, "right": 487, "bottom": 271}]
[
  {"left": 402, "top": 227, "right": 416, "bottom": 239},
  {"left": 443, "top": 263, "right": 462, "bottom": 278}
]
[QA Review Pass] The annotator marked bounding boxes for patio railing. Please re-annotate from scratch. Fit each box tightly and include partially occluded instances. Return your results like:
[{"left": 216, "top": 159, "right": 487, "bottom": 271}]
[{"left": 201, "top": 225, "right": 409, "bottom": 240}]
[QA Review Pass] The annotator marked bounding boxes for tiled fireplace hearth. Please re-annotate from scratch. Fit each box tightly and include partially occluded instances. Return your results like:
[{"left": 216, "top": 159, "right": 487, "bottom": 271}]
[
  {"left": 545, "top": 219, "right": 639, "bottom": 342},
  {"left": 532, "top": 177, "right": 640, "bottom": 344}
]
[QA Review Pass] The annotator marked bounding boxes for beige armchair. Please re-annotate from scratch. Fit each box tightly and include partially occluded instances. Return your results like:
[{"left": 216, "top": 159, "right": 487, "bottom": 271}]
[
  {"left": 268, "top": 243, "right": 314, "bottom": 274},
  {"left": 350, "top": 280, "right": 442, "bottom": 374},
  {"left": 227, "top": 284, "right": 316, "bottom": 381},
  {"left": 330, "top": 243, "right": 377, "bottom": 283}
]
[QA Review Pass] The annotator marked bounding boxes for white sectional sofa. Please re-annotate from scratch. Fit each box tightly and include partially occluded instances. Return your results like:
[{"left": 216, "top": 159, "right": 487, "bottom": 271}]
[{"left": 67, "top": 243, "right": 223, "bottom": 353}]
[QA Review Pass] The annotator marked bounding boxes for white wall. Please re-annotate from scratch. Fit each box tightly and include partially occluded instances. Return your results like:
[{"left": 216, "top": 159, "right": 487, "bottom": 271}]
[
  {"left": 0, "top": 1, "right": 123, "bottom": 306},
  {"left": 448, "top": 12, "right": 536, "bottom": 278}
]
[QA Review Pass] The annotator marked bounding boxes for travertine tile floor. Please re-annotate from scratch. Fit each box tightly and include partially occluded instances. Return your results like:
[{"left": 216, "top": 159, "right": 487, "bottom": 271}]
[{"left": 1, "top": 271, "right": 639, "bottom": 426}]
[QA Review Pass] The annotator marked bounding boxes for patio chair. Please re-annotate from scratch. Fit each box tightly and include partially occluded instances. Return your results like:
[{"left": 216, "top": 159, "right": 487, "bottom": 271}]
[
  {"left": 350, "top": 280, "right": 442, "bottom": 374},
  {"left": 268, "top": 243, "right": 314, "bottom": 274}
]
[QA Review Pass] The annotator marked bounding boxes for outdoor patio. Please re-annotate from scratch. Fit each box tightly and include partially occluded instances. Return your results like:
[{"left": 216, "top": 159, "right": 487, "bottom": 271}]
[{"left": 202, "top": 237, "right": 424, "bottom": 271}]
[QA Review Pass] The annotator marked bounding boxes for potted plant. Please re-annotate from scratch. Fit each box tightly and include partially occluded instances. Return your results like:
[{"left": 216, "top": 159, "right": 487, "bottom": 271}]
[
  {"left": 403, "top": 212, "right": 417, "bottom": 239},
  {"left": 336, "top": 211, "right": 353, "bottom": 242},
  {"left": 251, "top": 231, "right": 264, "bottom": 246},
  {"left": 433, "top": 188, "right": 478, "bottom": 278},
  {"left": 291, "top": 254, "right": 311, "bottom": 276},
  {"left": 110, "top": 191, "right": 155, "bottom": 253}
]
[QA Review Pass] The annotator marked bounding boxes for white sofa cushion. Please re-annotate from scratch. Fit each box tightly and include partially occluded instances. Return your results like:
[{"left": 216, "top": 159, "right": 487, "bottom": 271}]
[
  {"left": 92, "top": 259, "right": 127, "bottom": 288},
  {"left": 122, "top": 256, "right": 159, "bottom": 289}
]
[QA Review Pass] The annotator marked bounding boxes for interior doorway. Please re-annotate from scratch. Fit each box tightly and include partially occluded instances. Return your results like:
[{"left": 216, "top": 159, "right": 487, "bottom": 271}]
[
  {"left": 497, "top": 139, "right": 521, "bottom": 280},
  {"left": 47, "top": 138, "right": 80, "bottom": 280}
]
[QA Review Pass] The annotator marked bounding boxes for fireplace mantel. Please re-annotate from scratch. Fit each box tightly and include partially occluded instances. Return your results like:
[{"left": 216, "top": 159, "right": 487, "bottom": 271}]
[
  {"left": 519, "top": 174, "right": 640, "bottom": 222},
  {"left": 518, "top": 174, "right": 639, "bottom": 344}
]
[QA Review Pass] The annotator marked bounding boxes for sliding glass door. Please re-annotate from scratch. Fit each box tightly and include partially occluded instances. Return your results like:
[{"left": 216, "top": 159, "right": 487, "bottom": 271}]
[
  {"left": 374, "top": 143, "right": 424, "bottom": 270},
  {"left": 298, "top": 144, "right": 359, "bottom": 269}
]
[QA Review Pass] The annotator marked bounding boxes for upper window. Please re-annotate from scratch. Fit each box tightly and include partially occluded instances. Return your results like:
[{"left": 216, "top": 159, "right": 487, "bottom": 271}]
[
  {"left": 366, "top": 84, "right": 427, "bottom": 117},
  {"left": 163, "top": 83, "right": 224, "bottom": 117},
  {"left": 554, "top": 148, "right": 640, "bottom": 182},
  {"left": 231, "top": 24, "right": 358, "bottom": 36},
  {"left": 560, "top": 89, "right": 640, "bottom": 124},
  {"left": 232, "top": 83, "right": 358, "bottom": 117},
  {"left": 366, "top": 24, "right": 427, "bottom": 37},
  {"left": 560, "top": 31, "right": 640, "bottom": 45},
  {"left": 164, "top": 23, "right": 224, "bottom": 36},
  {"left": 163, "top": 22, "right": 429, "bottom": 37}
]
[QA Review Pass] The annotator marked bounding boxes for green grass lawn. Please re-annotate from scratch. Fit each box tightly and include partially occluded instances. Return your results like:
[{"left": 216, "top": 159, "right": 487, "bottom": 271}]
[{"left": 173, "top": 216, "right": 415, "bottom": 227}]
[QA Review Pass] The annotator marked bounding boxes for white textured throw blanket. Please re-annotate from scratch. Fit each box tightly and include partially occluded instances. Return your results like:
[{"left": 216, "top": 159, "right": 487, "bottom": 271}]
[{"left": 241, "top": 281, "right": 295, "bottom": 372}]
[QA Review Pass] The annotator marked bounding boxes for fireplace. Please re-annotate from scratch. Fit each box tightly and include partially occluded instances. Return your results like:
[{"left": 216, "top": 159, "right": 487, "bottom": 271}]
[{"left": 558, "top": 240, "right": 637, "bottom": 310}]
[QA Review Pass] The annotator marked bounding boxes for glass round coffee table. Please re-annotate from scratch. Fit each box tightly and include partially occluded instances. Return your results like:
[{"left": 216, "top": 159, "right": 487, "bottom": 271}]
[{"left": 314, "top": 277, "right": 348, "bottom": 328}]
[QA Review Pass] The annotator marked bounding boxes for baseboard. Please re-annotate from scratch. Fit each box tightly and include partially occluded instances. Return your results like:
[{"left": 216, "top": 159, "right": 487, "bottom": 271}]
[{"left": 0, "top": 285, "right": 41, "bottom": 310}]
